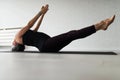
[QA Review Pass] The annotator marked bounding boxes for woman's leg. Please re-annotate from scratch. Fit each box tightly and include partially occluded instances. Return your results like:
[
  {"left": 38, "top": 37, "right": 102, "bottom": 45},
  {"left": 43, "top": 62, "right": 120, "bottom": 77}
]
[
  {"left": 41, "top": 15, "right": 115, "bottom": 52},
  {"left": 41, "top": 25, "right": 96, "bottom": 52}
]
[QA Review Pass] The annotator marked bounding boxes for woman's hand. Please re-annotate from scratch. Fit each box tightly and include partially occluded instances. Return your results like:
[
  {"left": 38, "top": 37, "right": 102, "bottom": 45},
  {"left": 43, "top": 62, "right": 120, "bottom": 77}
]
[{"left": 41, "top": 4, "right": 49, "bottom": 14}]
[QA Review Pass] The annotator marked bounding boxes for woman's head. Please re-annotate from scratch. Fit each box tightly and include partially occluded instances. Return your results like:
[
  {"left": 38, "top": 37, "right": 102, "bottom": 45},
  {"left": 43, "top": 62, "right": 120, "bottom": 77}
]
[{"left": 12, "top": 42, "right": 25, "bottom": 52}]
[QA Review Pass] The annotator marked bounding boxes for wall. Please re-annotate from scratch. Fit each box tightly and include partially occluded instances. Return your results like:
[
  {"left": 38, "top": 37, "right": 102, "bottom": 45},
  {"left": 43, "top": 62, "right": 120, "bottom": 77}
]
[{"left": 0, "top": 0, "right": 119, "bottom": 51}]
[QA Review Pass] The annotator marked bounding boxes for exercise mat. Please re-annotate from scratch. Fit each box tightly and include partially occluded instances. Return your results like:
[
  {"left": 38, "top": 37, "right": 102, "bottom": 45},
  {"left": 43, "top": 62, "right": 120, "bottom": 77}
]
[{"left": 0, "top": 51, "right": 117, "bottom": 55}]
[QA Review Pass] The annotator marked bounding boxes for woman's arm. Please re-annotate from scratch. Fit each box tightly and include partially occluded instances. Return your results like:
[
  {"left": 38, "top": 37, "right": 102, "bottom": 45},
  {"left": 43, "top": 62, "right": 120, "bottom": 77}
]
[
  {"left": 33, "top": 14, "right": 45, "bottom": 32},
  {"left": 16, "top": 8, "right": 43, "bottom": 38},
  {"left": 15, "top": 4, "right": 49, "bottom": 38},
  {"left": 33, "top": 4, "right": 49, "bottom": 32}
]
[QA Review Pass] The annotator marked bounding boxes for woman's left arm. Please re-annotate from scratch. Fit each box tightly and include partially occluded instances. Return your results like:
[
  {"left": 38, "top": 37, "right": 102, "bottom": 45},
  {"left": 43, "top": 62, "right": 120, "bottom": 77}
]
[
  {"left": 33, "top": 14, "right": 45, "bottom": 32},
  {"left": 33, "top": 4, "right": 49, "bottom": 32}
]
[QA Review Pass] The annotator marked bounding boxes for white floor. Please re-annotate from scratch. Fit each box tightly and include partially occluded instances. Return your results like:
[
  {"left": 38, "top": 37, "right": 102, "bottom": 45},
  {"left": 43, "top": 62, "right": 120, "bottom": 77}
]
[{"left": 0, "top": 52, "right": 120, "bottom": 80}]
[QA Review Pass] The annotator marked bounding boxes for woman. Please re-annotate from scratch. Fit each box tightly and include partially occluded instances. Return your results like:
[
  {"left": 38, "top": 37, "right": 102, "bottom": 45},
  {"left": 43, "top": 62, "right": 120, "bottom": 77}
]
[{"left": 12, "top": 4, "right": 115, "bottom": 52}]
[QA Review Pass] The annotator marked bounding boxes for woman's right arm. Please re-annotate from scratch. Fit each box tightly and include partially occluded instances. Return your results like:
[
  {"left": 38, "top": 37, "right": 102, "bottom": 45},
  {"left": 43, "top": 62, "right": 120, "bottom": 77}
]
[{"left": 16, "top": 9, "right": 43, "bottom": 38}]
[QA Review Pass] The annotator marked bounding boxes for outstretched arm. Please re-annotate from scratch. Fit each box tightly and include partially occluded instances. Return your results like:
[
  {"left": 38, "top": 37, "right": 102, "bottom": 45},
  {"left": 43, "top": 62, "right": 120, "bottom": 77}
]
[
  {"left": 33, "top": 14, "right": 45, "bottom": 32},
  {"left": 33, "top": 4, "right": 49, "bottom": 32},
  {"left": 16, "top": 5, "right": 49, "bottom": 38},
  {"left": 16, "top": 10, "right": 42, "bottom": 38}
]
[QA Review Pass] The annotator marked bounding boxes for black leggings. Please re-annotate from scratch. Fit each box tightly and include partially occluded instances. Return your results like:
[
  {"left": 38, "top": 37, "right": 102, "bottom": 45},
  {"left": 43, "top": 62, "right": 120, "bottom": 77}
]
[{"left": 41, "top": 25, "right": 96, "bottom": 52}]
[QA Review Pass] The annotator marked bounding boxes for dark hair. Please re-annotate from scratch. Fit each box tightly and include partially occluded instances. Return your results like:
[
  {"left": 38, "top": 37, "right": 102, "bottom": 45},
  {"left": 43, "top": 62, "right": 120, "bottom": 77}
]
[{"left": 12, "top": 44, "right": 25, "bottom": 52}]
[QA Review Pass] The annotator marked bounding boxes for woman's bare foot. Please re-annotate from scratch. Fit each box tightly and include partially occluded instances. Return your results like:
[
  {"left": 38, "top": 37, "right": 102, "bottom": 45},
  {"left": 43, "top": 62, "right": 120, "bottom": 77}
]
[{"left": 95, "top": 15, "right": 115, "bottom": 31}]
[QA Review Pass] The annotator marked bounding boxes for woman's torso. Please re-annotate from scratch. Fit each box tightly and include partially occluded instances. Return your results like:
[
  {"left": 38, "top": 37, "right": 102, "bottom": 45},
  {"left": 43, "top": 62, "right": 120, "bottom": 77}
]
[{"left": 16, "top": 30, "right": 50, "bottom": 50}]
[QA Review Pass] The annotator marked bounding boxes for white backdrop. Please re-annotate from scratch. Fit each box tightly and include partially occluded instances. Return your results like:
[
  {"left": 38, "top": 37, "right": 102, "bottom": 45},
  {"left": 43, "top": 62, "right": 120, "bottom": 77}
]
[{"left": 0, "top": 0, "right": 119, "bottom": 51}]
